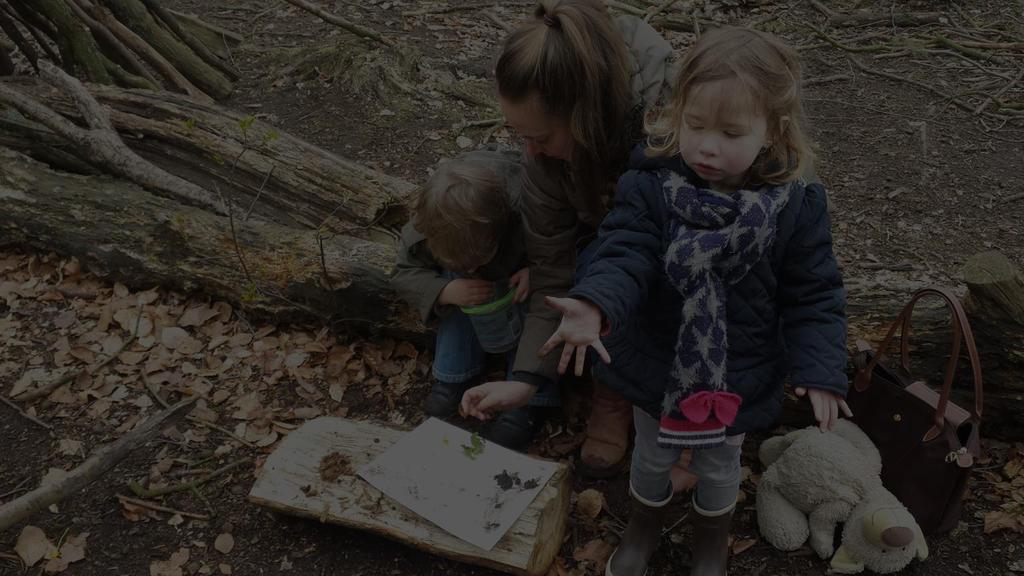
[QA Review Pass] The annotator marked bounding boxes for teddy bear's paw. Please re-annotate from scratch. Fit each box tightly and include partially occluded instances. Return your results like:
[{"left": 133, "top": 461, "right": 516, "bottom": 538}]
[{"left": 829, "top": 545, "right": 864, "bottom": 574}]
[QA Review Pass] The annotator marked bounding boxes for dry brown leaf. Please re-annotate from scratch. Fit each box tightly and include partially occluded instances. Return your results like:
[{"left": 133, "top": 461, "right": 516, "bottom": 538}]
[
  {"left": 291, "top": 406, "right": 322, "bottom": 420},
  {"left": 161, "top": 327, "right": 190, "bottom": 350},
  {"left": 731, "top": 538, "right": 757, "bottom": 556},
  {"left": 214, "top": 533, "right": 235, "bottom": 554},
  {"left": 983, "top": 510, "right": 1023, "bottom": 534},
  {"left": 58, "top": 438, "right": 83, "bottom": 457},
  {"left": 576, "top": 489, "right": 605, "bottom": 519},
  {"left": 1006, "top": 458, "right": 1023, "bottom": 480},
  {"left": 573, "top": 538, "right": 614, "bottom": 567},
  {"left": 284, "top": 351, "right": 308, "bottom": 369},
  {"left": 329, "top": 381, "right": 347, "bottom": 403},
  {"left": 53, "top": 310, "right": 77, "bottom": 329},
  {"left": 15, "top": 525, "right": 55, "bottom": 567},
  {"left": 231, "top": 392, "right": 263, "bottom": 420},
  {"left": 179, "top": 305, "right": 219, "bottom": 328},
  {"left": 150, "top": 547, "right": 190, "bottom": 576},
  {"left": 43, "top": 532, "right": 87, "bottom": 573}
]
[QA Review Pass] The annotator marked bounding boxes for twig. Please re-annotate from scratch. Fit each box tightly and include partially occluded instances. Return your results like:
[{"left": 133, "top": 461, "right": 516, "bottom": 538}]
[
  {"left": 189, "top": 483, "right": 215, "bottom": 515},
  {"left": 828, "top": 11, "right": 943, "bottom": 28},
  {"left": 662, "top": 512, "right": 690, "bottom": 535},
  {"left": 974, "top": 68, "right": 1024, "bottom": 114},
  {"left": 605, "top": 0, "right": 646, "bottom": 17},
  {"left": 846, "top": 55, "right": 975, "bottom": 114},
  {"left": 808, "top": 0, "right": 835, "bottom": 19},
  {"left": 218, "top": 185, "right": 252, "bottom": 284},
  {"left": 483, "top": 9, "right": 513, "bottom": 34},
  {"left": 185, "top": 415, "right": 256, "bottom": 448},
  {"left": 316, "top": 227, "right": 334, "bottom": 291},
  {"left": 115, "top": 494, "right": 210, "bottom": 519},
  {"left": 243, "top": 164, "right": 275, "bottom": 221},
  {"left": 0, "top": 395, "right": 52, "bottom": 430},
  {"left": 1002, "top": 192, "right": 1024, "bottom": 205},
  {"left": 0, "top": 396, "right": 196, "bottom": 531},
  {"left": 457, "top": 117, "right": 504, "bottom": 132},
  {"left": 402, "top": 2, "right": 529, "bottom": 16},
  {"left": 933, "top": 35, "right": 1008, "bottom": 66},
  {"left": 127, "top": 457, "right": 250, "bottom": 498},
  {"left": 0, "top": 477, "right": 32, "bottom": 500},
  {"left": 805, "top": 25, "right": 890, "bottom": 53},
  {"left": 645, "top": 0, "right": 676, "bottom": 23},
  {"left": 803, "top": 74, "right": 852, "bottom": 87},
  {"left": 281, "top": 0, "right": 395, "bottom": 47}
]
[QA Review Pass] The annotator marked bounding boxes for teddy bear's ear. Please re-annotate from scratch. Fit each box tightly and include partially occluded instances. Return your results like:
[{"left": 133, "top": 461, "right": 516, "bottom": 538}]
[{"left": 914, "top": 525, "right": 929, "bottom": 560}]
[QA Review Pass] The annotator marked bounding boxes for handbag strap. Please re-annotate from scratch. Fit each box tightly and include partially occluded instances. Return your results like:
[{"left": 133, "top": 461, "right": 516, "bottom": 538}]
[{"left": 854, "top": 287, "right": 984, "bottom": 436}]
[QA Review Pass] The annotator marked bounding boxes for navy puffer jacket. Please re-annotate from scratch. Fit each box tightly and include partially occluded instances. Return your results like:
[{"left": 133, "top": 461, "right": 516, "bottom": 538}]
[{"left": 570, "top": 148, "right": 848, "bottom": 434}]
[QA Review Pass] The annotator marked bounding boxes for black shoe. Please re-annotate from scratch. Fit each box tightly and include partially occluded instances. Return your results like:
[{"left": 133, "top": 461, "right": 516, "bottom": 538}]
[
  {"left": 423, "top": 381, "right": 468, "bottom": 418},
  {"left": 484, "top": 406, "right": 546, "bottom": 450}
]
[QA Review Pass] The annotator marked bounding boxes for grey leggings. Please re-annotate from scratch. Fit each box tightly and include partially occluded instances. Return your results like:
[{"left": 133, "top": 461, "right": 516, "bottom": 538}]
[{"left": 630, "top": 407, "right": 743, "bottom": 512}]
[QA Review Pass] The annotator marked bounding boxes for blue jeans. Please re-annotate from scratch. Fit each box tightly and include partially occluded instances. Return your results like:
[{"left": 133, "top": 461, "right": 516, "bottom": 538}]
[{"left": 433, "top": 305, "right": 561, "bottom": 408}]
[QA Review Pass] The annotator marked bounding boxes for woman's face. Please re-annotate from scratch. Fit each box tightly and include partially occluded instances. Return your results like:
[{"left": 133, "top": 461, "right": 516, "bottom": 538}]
[{"left": 499, "top": 93, "right": 575, "bottom": 162}]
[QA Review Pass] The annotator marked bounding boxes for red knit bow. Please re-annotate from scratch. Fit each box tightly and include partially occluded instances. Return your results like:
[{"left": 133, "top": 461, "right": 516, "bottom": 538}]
[{"left": 678, "top": 391, "right": 743, "bottom": 426}]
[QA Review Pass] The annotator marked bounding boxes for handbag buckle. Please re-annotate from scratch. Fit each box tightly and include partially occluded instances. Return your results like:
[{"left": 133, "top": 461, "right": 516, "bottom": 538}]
[{"left": 945, "top": 447, "right": 967, "bottom": 464}]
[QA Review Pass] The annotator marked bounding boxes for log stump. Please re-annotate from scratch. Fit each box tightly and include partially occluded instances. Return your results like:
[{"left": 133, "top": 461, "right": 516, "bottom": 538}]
[{"left": 248, "top": 417, "right": 571, "bottom": 576}]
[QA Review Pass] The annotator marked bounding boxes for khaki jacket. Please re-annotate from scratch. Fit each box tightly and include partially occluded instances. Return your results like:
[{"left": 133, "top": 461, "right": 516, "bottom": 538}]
[{"left": 510, "top": 16, "right": 678, "bottom": 388}]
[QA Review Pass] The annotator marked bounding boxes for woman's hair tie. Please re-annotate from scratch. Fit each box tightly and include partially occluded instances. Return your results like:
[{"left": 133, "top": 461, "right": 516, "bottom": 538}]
[{"left": 542, "top": 13, "right": 559, "bottom": 28}]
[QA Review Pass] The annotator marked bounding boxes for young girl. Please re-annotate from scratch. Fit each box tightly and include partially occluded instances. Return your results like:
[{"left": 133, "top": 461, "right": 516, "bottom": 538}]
[{"left": 463, "top": 27, "right": 851, "bottom": 576}]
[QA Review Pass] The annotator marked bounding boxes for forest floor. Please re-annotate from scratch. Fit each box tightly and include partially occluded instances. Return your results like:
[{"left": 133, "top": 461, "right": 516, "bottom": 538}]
[{"left": 2, "top": 0, "right": 1024, "bottom": 575}]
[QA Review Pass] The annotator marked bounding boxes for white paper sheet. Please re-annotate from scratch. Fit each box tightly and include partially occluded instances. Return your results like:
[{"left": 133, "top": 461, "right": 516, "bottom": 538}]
[{"left": 356, "top": 417, "right": 558, "bottom": 550}]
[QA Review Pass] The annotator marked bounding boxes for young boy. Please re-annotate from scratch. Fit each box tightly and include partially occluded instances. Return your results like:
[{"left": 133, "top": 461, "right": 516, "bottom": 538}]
[{"left": 392, "top": 150, "right": 548, "bottom": 449}]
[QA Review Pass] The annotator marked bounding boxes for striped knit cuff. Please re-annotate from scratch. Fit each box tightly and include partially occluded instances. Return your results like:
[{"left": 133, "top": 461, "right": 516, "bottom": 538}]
[{"left": 656, "top": 415, "right": 726, "bottom": 449}]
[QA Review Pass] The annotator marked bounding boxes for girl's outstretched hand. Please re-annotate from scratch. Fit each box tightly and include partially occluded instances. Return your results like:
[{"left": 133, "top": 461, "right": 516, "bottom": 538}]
[
  {"left": 795, "top": 386, "right": 853, "bottom": 432},
  {"left": 537, "top": 296, "right": 611, "bottom": 377}
]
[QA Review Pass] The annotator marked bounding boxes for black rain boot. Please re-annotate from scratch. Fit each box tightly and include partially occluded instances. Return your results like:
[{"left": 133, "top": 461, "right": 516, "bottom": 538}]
[
  {"left": 484, "top": 405, "right": 546, "bottom": 450},
  {"left": 606, "top": 486, "right": 671, "bottom": 576},
  {"left": 423, "top": 380, "right": 469, "bottom": 419},
  {"left": 689, "top": 498, "right": 735, "bottom": 576}
]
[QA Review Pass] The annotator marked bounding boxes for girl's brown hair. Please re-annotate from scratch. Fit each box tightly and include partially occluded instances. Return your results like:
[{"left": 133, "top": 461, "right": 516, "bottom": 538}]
[
  {"left": 495, "top": 0, "right": 632, "bottom": 199},
  {"left": 647, "top": 26, "right": 811, "bottom": 185},
  {"left": 411, "top": 161, "right": 509, "bottom": 274}
]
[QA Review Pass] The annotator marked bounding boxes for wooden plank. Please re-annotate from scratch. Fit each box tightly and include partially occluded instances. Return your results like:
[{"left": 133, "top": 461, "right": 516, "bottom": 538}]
[{"left": 247, "top": 417, "right": 571, "bottom": 576}]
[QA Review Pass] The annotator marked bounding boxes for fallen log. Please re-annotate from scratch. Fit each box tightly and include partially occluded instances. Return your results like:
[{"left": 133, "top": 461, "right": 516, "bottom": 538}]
[
  {"left": 0, "top": 147, "right": 423, "bottom": 337},
  {"left": 0, "top": 76, "right": 414, "bottom": 234},
  {"left": 248, "top": 417, "right": 571, "bottom": 576}
]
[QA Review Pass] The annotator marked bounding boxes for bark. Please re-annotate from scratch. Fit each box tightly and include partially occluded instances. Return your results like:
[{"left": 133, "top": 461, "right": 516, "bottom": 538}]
[
  {"left": 0, "top": 147, "right": 423, "bottom": 337},
  {"left": 0, "top": 75, "right": 413, "bottom": 233},
  {"left": 248, "top": 417, "right": 570, "bottom": 576}
]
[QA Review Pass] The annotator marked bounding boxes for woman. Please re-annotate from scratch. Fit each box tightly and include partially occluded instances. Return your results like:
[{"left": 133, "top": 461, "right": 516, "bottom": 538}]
[{"left": 465, "top": 0, "right": 689, "bottom": 479}]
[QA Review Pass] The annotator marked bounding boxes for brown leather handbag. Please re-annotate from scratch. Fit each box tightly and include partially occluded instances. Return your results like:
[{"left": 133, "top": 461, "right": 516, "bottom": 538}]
[{"left": 848, "top": 287, "right": 983, "bottom": 535}]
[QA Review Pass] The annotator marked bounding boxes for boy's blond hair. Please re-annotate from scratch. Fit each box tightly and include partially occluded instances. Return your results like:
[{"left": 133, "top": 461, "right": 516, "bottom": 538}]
[
  {"left": 411, "top": 161, "right": 509, "bottom": 274},
  {"left": 647, "top": 26, "right": 811, "bottom": 185}
]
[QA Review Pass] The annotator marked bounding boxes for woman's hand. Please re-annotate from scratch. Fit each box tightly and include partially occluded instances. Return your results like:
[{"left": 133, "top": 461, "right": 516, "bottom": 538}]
[
  {"left": 510, "top": 267, "right": 530, "bottom": 303},
  {"left": 537, "top": 296, "right": 610, "bottom": 376},
  {"left": 795, "top": 387, "right": 853, "bottom": 432},
  {"left": 460, "top": 381, "right": 537, "bottom": 420}
]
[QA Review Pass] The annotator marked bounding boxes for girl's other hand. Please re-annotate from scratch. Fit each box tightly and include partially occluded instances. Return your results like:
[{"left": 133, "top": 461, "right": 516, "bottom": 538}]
[
  {"left": 795, "top": 386, "right": 853, "bottom": 432},
  {"left": 538, "top": 296, "right": 610, "bottom": 376}
]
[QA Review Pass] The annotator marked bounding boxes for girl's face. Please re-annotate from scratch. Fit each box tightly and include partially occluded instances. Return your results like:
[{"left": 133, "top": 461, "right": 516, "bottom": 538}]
[
  {"left": 677, "top": 79, "right": 770, "bottom": 191},
  {"left": 499, "top": 93, "right": 575, "bottom": 162}
]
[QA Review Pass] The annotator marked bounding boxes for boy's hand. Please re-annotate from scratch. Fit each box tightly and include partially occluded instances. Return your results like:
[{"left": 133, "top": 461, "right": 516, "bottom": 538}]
[
  {"left": 795, "top": 387, "right": 853, "bottom": 432},
  {"left": 538, "top": 296, "right": 610, "bottom": 377},
  {"left": 510, "top": 267, "right": 530, "bottom": 303},
  {"left": 460, "top": 381, "right": 537, "bottom": 420},
  {"left": 438, "top": 279, "right": 494, "bottom": 307}
]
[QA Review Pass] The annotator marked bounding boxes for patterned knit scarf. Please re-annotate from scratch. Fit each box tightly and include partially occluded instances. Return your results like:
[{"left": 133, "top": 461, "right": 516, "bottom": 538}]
[{"left": 657, "top": 169, "right": 791, "bottom": 449}]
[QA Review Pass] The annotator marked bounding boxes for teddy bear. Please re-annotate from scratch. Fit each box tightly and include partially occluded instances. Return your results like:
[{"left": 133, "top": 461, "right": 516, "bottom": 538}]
[{"left": 755, "top": 419, "right": 929, "bottom": 574}]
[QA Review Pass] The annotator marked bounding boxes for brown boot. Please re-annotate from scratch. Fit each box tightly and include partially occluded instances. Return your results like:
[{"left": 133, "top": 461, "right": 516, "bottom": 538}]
[
  {"left": 689, "top": 498, "right": 735, "bottom": 576},
  {"left": 579, "top": 380, "right": 632, "bottom": 478},
  {"left": 606, "top": 489, "right": 670, "bottom": 576}
]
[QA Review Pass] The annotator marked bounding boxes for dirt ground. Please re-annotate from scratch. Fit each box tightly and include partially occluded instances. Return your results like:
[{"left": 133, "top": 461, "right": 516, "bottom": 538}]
[{"left": 3, "top": 0, "right": 1024, "bottom": 575}]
